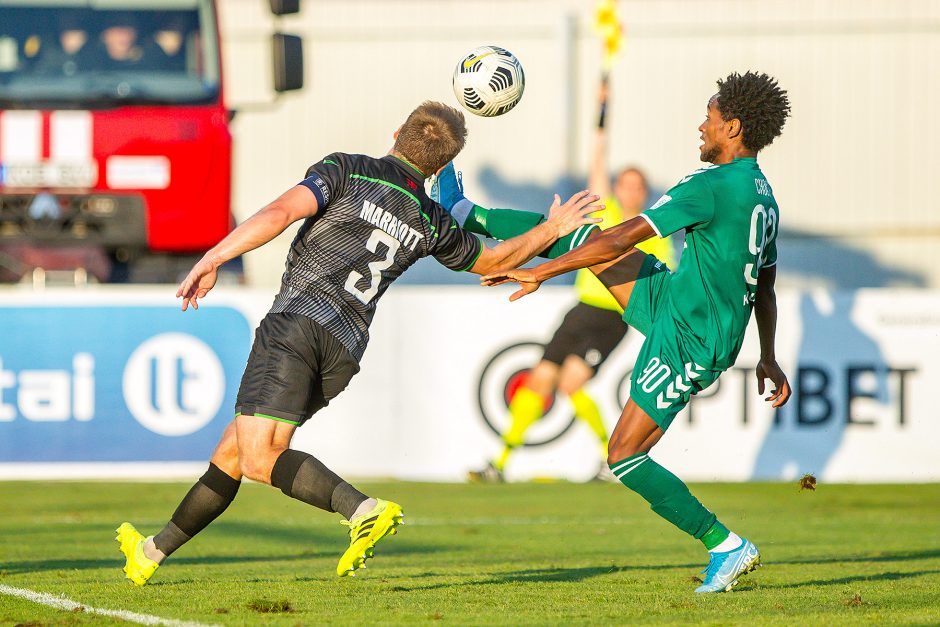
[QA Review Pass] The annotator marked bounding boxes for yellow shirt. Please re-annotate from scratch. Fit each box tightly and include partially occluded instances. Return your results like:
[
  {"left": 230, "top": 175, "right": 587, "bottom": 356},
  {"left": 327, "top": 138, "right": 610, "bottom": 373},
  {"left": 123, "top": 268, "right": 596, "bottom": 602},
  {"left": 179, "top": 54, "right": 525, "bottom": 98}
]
[{"left": 574, "top": 196, "right": 677, "bottom": 312}]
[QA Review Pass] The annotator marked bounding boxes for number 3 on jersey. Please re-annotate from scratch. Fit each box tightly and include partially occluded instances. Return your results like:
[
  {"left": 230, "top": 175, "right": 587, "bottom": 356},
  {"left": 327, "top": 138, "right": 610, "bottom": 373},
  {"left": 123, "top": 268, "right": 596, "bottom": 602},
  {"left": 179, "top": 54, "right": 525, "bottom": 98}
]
[
  {"left": 744, "top": 204, "right": 777, "bottom": 287},
  {"left": 345, "top": 228, "right": 400, "bottom": 304}
]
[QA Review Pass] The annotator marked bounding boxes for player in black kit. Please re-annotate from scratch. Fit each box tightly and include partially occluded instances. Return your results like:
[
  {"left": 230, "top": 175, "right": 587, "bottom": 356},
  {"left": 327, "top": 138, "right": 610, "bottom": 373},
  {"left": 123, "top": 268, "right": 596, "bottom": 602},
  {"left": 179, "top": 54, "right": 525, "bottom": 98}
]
[{"left": 116, "top": 101, "right": 602, "bottom": 584}]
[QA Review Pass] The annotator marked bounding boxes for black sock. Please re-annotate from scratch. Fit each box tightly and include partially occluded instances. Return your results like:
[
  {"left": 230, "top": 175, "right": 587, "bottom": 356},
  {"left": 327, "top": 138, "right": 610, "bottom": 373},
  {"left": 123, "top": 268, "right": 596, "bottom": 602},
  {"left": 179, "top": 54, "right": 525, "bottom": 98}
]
[
  {"left": 152, "top": 463, "right": 240, "bottom": 557},
  {"left": 331, "top": 482, "right": 371, "bottom": 520},
  {"left": 270, "top": 449, "right": 368, "bottom": 520}
]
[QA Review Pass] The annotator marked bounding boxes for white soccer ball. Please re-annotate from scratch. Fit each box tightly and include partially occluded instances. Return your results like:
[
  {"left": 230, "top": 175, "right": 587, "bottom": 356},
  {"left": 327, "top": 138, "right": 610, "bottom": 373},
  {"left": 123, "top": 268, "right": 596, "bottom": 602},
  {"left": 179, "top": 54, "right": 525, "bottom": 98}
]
[{"left": 452, "top": 45, "right": 525, "bottom": 117}]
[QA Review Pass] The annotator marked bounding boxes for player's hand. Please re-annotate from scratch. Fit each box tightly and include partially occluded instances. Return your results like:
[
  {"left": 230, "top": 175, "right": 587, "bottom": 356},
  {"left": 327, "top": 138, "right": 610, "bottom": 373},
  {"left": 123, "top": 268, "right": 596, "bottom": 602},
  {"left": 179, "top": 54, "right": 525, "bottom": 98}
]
[
  {"left": 756, "top": 359, "right": 791, "bottom": 408},
  {"left": 480, "top": 268, "right": 542, "bottom": 301},
  {"left": 545, "top": 191, "right": 603, "bottom": 238},
  {"left": 598, "top": 77, "right": 610, "bottom": 105},
  {"left": 176, "top": 257, "right": 219, "bottom": 311}
]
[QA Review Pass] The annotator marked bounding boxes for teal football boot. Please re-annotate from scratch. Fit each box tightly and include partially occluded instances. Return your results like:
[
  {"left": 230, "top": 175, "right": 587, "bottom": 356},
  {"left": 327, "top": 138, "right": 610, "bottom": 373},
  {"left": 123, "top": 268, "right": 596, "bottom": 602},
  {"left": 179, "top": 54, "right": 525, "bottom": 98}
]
[{"left": 695, "top": 538, "right": 761, "bottom": 593}]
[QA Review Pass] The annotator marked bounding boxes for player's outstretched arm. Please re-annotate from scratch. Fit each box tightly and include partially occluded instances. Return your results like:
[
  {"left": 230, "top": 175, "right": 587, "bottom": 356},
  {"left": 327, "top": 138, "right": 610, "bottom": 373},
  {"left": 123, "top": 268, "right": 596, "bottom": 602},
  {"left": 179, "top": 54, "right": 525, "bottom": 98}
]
[
  {"left": 754, "top": 265, "right": 791, "bottom": 407},
  {"left": 431, "top": 162, "right": 597, "bottom": 259},
  {"left": 466, "top": 191, "right": 602, "bottom": 276},
  {"left": 588, "top": 81, "right": 613, "bottom": 200},
  {"left": 177, "top": 185, "right": 319, "bottom": 311},
  {"left": 481, "top": 214, "right": 654, "bottom": 299}
]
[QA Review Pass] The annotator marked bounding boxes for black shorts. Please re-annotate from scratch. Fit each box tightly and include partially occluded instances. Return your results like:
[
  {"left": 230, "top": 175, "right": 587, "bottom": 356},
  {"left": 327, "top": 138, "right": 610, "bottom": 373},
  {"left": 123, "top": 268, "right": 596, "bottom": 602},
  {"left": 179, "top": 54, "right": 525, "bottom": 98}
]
[
  {"left": 235, "top": 312, "right": 360, "bottom": 426},
  {"left": 541, "top": 301, "right": 628, "bottom": 371}
]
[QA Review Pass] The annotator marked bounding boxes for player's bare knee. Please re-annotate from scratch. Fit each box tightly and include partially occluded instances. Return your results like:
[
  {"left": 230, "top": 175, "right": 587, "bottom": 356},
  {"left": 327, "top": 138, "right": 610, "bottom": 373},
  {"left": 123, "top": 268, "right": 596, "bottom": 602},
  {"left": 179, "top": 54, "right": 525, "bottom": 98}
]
[
  {"left": 526, "top": 362, "right": 559, "bottom": 396},
  {"left": 558, "top": 374, "right": 590, "bottom": 396},
  {"left": 211, "top": 443, "right": 240, "bottom": 476},
  {"left": 236, "top": 458, "right": 260, "bottom": 482},
  {"left": 607, "top": 439, "right": 645, "bottom": 465},
  {"left": 607, "top": 422, "right": 657, "bottom": 464},
  {"left": 237, "top": 453, "right": 276, "bottom": 484}
]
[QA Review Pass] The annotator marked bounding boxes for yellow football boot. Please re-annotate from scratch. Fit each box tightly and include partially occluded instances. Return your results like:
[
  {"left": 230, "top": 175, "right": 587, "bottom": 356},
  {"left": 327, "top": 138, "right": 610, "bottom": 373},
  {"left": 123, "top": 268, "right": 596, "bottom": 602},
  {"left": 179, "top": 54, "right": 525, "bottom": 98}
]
[
  {"left": 115, "top": 522, "right": 160, "bottom": 586},
  {"left": 336, "top": 499, "right": 403, "bottom": 577}
]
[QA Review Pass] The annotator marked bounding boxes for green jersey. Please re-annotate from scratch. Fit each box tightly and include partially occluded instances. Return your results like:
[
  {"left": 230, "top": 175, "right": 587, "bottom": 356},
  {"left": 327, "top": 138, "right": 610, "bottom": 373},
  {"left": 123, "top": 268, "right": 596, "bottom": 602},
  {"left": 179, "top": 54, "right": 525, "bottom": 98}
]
[{"left": 640, "top": 157, "right": 778, "bottom": 369}]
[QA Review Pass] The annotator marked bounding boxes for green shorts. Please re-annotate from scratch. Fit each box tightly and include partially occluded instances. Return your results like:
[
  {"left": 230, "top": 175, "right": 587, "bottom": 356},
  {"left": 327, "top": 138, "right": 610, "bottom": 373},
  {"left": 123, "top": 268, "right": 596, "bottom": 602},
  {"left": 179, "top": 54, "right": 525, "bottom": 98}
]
[{"left": 622, "top": 255, "right": 721, "bottom": 430}]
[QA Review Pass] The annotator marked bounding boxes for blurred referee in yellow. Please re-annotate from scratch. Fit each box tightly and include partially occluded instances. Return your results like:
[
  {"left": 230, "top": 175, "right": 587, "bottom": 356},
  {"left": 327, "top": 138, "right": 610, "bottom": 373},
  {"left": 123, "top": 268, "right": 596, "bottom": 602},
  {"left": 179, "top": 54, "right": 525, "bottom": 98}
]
[{"left": 469, "top": 78, "right": 676, "bottom": 482}]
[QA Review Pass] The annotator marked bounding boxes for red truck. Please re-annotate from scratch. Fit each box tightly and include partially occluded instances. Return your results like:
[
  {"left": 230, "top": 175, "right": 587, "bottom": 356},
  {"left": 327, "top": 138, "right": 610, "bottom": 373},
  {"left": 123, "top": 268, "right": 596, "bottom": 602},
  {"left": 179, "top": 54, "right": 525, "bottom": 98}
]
[{"left": 0, "top": 0, "right": 302, "bottom": 283}]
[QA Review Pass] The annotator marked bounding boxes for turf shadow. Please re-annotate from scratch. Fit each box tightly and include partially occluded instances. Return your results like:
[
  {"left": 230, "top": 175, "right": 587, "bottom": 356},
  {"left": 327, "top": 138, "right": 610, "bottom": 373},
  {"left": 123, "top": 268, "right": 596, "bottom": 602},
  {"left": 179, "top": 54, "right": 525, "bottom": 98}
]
[
  {"left": 772, "top": 548, "right": 940, "bottom": 566},
  {"left": 492, "top": 563, "right": 702, "bottom": 583},
  {"left": 2, "top": 521, "right": 448, "bottom": 576},
  {"left": 209, "top": 521, "right": 450, "bottom": 556},
  {"left": 0, "top": 553, "right": 334, "bottom": 575},
  {"left": 763, "top": 569, "right": 940, "bottom": 589},
  {"left": 203, "top": 520, "right": 341, "bottom": 547},
  {"left": 372, "top": 562, "right": 701, "bottom": 591}
]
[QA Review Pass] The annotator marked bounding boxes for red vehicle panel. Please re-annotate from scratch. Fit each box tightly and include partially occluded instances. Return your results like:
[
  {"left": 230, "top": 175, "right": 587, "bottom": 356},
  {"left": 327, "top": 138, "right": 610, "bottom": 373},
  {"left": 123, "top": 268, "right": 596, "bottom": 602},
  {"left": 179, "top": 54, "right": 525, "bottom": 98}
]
[
  {"left": 89, "top": 105, "right": 232, "bottom": 251},
  {"left": 0, "top": 0, "right": 232, "bottom": 276}
]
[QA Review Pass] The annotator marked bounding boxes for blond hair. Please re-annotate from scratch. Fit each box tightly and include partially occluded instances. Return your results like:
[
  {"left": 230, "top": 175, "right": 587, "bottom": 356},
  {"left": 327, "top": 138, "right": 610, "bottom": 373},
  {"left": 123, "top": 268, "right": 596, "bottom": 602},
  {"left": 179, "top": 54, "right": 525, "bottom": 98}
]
[{"left": 393, "top": 102, "right": 467, "bottom": 177}]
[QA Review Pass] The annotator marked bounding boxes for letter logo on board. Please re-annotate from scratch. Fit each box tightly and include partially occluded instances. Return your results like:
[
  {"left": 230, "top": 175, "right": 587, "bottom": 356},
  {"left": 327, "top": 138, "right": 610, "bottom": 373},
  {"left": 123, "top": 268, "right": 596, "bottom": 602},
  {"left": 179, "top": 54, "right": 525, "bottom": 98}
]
[
  {"left": 477, "top": 341, "right": 576, "bottom": 446},
  {"left": 122, "top": 333, "right": 225, "bottom": 436}
]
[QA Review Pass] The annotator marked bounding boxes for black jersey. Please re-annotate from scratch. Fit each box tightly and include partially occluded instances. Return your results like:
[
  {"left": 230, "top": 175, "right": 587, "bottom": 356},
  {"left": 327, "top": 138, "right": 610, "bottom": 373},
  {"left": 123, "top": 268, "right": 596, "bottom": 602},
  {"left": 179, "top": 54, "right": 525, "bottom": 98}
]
[{"left": 269, "top": 152, "right": 483, "bottom": 361}]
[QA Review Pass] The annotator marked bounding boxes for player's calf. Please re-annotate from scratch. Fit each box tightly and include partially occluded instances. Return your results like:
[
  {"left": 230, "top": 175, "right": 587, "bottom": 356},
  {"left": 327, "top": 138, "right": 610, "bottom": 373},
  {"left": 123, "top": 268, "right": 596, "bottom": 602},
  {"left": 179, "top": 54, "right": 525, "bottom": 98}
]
[{"left": 268, "top": 448, "right": 404, "bottom": 575}]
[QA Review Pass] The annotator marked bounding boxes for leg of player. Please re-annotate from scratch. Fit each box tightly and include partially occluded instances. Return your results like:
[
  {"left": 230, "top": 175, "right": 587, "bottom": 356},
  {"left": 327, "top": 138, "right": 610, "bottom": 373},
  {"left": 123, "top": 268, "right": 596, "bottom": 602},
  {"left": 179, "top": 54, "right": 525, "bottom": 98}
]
[
  {"left": 471, "top": 360, "right": 559, "bottom": 482},
  {"left": 595, "top": 252, "right": 760, "bottom": 592},
  {"left": 587, "top": 245, "right": 648, "bottom": 312},
  {"left": 236, "top": 412, "right": 368, "bottom": 518},
  {"left": 607, "top": 401, "right": 760, "bottom": 593},
  {"left": 556, "top": 355, "right": 611, "bottom": 479},
  {"left": 430, "top": 161, "right": 597, "bottom": 259},
  {"left": 116, "top": 420, "right": 243, "bottom": 586},
  {"left": 234, "top": 413, "right": 402, "bottom": 577}
]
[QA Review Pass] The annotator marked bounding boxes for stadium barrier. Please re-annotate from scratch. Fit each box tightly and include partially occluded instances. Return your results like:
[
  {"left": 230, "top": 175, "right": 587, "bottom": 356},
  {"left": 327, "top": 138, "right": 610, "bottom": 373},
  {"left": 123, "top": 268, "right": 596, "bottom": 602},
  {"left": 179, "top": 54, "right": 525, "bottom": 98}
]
[{"left": 0, "top": 287, "right": 936, "bottom": 482}]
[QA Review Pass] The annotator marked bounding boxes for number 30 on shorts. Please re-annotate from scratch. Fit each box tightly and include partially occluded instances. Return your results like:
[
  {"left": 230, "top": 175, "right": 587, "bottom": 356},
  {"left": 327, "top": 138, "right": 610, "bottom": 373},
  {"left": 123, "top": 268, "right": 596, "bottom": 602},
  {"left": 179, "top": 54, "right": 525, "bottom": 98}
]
[{"left": 636, "top": 357, "right": 672, "bottom": 393}]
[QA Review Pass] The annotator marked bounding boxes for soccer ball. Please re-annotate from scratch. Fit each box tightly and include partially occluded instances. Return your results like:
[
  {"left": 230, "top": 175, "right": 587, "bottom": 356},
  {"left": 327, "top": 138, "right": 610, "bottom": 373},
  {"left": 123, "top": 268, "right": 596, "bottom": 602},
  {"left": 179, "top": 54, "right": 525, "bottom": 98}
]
[{"left": 452, "top": 45, "right": 525, "bottom": 117}]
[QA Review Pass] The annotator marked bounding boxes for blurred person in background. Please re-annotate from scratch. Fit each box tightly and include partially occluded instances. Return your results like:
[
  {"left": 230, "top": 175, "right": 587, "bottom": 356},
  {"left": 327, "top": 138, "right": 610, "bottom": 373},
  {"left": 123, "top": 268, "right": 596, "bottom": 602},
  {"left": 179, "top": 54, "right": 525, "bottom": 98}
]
[
  {"left": 464, "top": 78, "right": 676, "bottom": 483},
  {"left": 148, "top": 14, "right": 190, "bottom": 72},
  {"left": 86, "top": 11, "right": 166, "bottom": 70},
  {"left": 33, "top": 11, "right": 88, "bottom": 76}
]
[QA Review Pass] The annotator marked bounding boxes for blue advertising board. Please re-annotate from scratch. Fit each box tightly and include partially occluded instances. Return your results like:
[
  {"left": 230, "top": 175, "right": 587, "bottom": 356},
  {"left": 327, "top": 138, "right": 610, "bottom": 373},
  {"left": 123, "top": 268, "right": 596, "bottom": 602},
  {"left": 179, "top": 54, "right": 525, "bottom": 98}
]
[{"left": 0, "top": 305, "right": 252, "bottom": 462}]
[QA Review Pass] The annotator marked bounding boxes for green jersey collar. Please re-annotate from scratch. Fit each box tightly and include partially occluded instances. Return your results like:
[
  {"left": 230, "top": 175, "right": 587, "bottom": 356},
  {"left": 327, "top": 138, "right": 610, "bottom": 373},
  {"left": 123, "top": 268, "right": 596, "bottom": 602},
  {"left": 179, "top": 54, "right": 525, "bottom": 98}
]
[{"left": 386, "top": 154, "right": 426, "bottom": 178}]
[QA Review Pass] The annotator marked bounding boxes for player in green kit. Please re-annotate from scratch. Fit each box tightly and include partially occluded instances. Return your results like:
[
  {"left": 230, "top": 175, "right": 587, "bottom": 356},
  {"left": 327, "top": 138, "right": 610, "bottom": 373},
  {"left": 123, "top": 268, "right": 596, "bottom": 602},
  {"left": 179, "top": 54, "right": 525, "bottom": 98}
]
[{"left": 478, "top": 71, "right": 792, "bottom": 593}]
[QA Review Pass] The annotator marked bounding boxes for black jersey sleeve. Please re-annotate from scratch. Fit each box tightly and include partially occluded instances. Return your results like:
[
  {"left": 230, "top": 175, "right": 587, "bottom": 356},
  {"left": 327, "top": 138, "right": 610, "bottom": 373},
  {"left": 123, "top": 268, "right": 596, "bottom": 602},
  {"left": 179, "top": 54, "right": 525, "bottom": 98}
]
[
  {"left": 298, "top": 152, "right": 349, "bottom": 210},
  {"left": 424, "top": 200, "right": 484, "bottom": 271}
]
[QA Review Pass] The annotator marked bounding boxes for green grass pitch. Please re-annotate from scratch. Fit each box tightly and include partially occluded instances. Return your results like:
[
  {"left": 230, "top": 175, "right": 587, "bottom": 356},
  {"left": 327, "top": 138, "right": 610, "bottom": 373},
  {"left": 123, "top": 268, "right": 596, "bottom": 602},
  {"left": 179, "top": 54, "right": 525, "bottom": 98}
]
[{"left": 1, "top": 481, "right": 939, "bottom": 625}]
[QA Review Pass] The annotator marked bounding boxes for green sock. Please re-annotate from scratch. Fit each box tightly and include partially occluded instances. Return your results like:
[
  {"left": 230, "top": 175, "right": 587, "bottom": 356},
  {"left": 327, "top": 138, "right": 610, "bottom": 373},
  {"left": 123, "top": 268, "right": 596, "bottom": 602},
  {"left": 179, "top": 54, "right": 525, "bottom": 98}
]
[
  {"left": 466, "top": 205, "right": 598, "bottom": 259},
  {"left": 462, "top": 204, "right": 495, "bottom": 236},
  {"left": 544, "top": 223, "right": 597, "bottom": 259},
  {"left": 484, "top": 207, "right": 544, "bottom": 238},
  {"left": 609, "top": 453, "right": 727, "bottom": 547},
  {"left": 700, "top": 521, "right": 731, "bottom": 551}
]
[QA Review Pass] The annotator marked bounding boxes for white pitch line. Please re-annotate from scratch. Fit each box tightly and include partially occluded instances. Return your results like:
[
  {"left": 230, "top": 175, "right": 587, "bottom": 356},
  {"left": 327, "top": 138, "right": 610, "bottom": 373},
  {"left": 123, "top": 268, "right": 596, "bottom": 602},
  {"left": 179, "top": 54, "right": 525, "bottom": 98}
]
[{"left": 0, "top": 584, "right": 218, "bottom": 627}]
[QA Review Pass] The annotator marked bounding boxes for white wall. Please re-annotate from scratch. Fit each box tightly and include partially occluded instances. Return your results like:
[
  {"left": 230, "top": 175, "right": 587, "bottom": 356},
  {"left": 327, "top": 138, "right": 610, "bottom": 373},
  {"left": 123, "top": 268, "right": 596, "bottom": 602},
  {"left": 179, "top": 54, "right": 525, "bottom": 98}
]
[{"left": 217, "top": 0, "right": 940, "bottom": 289}]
